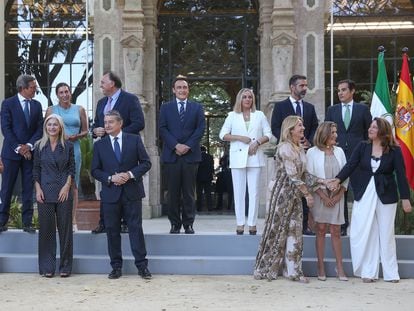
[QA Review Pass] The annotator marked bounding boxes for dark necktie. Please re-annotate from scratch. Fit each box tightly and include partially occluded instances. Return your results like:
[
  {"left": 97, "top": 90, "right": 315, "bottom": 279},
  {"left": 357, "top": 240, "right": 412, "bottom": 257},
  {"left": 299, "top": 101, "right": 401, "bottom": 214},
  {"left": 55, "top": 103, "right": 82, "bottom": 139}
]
[
  {"left": 295, "top": 101, "right": 302, "bottom": 117},
  {"left": 23, "top": 99, "right": 30, "bottom": 127},
  {"left": 179, "top": 101, "right": 185, "bottom": 122},
  {"left": 113, "top": 137, "right": 121, "bottom": 162}
]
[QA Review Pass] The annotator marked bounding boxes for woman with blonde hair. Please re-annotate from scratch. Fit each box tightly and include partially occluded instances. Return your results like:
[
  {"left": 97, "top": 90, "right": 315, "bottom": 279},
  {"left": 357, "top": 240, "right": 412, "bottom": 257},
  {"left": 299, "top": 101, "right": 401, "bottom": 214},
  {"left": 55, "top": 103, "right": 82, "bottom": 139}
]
[
  {"left": 219, "top": 88, "right": 272, "bottom": 235},
  {"left": 306, "top": 121, "right": 348, "bottom": 281},
  {"left": 33, "top": 114, "right": 75, "bottom": 277},
  {"left": 254, "top": 115, "right": 325, "bottom": 282}
]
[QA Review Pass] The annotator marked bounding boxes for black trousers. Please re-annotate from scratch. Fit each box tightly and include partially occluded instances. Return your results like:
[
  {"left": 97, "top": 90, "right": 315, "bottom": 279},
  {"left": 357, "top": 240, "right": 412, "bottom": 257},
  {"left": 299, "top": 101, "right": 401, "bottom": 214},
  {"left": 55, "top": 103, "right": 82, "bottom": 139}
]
[
  {"left": 103, "top": 196, "right": 147, "bottom": 270},
  {"left": 38, "top": 200, "right": 73, "bottom": 275},
  {"left": 196, "top": 181, "right": 213, "bottom": 211},
  {"left": 0, "top": 158, "right": 34, "bottom": 226},
  {"left": 165, "top": 157, "right": 198, "bottom": 228}
]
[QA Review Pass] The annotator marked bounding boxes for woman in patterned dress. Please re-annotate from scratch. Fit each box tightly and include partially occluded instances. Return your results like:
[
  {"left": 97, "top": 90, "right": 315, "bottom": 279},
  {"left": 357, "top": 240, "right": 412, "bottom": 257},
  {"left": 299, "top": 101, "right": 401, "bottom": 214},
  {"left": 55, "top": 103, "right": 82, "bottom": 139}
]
[
  {"left": 33, "top": 114, "right": 75, "bottom": 277},
  {"left": 254, "top": 115, "right": 324, "bottom": 283}
]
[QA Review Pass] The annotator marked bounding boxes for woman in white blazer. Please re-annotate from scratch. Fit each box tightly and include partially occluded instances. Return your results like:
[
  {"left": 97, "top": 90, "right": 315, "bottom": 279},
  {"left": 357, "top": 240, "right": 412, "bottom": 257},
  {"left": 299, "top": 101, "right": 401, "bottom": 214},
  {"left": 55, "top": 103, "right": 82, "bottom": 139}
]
[
  {"left": 306, "top": 121, "right": 348, "bottom": 281},
  {"left": 219, "top": 88, "right": 272, "bottom": 235}
]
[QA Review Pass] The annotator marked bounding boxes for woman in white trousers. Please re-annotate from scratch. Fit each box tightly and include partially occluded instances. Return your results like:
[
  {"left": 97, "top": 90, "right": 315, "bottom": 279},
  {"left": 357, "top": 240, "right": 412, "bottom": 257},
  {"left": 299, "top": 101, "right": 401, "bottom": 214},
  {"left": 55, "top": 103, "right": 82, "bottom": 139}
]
[{"left": 219, "top": 88, "right": 272, "bottom": 235}]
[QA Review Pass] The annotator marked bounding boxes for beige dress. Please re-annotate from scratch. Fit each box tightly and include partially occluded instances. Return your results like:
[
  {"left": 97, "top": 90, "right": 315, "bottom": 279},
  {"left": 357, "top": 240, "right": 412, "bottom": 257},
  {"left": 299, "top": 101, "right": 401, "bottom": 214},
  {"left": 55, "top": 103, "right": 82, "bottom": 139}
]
[
  {"left": 311, "top": 154, "right": 345, "bottom": 225},
  {"left": 254, "top": 142, "right": 319, "bottom": 280}
]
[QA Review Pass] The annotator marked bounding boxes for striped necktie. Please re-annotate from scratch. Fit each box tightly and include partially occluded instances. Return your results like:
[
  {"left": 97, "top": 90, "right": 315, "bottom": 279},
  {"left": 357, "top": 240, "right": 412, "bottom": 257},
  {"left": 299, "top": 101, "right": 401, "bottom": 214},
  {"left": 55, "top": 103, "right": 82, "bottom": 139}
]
[
  {"left": 104, "top": 97, "right": 113, "bottom": 114},
  {"left": 179, "top": 101, "right": 185, "bottom": 122}
]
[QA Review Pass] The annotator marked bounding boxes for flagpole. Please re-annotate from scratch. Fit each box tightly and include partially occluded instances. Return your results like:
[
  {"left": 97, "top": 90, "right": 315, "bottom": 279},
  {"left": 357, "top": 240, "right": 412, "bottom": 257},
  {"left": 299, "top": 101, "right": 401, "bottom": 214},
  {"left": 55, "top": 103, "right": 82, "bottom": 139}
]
[{"left": 330, "top": 0, "right": 334, "bottom": 106}]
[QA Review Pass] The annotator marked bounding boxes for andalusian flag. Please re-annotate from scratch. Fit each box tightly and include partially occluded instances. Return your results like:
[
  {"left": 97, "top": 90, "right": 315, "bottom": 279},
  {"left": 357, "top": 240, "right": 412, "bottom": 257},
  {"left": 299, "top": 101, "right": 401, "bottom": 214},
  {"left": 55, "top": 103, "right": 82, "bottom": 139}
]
[
  {"left": 371, "top": 49, "right": 393, "bottom": 124},
  {"left": 395, "top": 50, "right": 414, "bottom": 189}
]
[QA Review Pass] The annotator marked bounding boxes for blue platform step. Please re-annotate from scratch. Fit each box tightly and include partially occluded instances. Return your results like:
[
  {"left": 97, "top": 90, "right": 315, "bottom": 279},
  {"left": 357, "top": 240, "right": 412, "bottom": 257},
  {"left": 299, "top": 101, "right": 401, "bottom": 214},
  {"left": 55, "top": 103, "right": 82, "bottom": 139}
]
[{"left": 1, "top": 230, "right": 414, "bottom": 277}]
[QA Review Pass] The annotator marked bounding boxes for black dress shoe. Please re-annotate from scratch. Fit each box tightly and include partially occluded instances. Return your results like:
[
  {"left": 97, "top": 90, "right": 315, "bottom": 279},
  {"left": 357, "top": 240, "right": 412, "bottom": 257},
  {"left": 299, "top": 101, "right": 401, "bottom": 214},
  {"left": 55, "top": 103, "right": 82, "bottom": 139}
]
[
  {"left": 138, "top": 267, "right": 152, "bottom": 279},
  {"left": 302, "top": 228, "right": 315, "bottom": 236},
  {"left": 23, "top": 224, "right": 36, "bottom": 233},
  {"left": 108, "top": 268, "right": 122, "bottom": 279},
  {"left": 91, "top": 224, "right": 106, "bottom": 234},
  {"left": 184, "top": 225, "right": 195, "bottom": 234},
  {"left": 169, "top": 225, "right": 180, "bottom": 234},
  {"left": 121, "top": 223, "right": 129, "bottom": 234},
  {"left": 0, "top": 225, "right": 8, "bottom": 233}
]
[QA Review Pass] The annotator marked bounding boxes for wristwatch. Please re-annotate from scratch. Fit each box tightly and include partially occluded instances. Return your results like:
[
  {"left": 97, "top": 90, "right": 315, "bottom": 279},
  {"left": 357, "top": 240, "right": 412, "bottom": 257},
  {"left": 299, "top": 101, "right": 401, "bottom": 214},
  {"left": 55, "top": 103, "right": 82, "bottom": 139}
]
[{"left": 107, "top": 175, "right": 112, "bottom": 185}]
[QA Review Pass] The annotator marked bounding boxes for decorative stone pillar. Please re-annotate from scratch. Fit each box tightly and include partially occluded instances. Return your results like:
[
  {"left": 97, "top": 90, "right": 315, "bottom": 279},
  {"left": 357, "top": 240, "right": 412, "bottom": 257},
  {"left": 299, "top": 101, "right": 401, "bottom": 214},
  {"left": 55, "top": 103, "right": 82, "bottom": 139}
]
[{"left": 269, "top": 0, "right": 296, "bottom": 102}]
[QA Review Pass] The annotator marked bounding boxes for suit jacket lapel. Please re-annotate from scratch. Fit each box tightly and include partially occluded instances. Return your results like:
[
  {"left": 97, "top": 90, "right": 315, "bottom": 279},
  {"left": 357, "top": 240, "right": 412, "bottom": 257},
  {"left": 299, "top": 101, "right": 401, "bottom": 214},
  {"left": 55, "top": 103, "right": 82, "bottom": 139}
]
[{"left": 112, "top": 91, "right": 123, "bottom": 111}]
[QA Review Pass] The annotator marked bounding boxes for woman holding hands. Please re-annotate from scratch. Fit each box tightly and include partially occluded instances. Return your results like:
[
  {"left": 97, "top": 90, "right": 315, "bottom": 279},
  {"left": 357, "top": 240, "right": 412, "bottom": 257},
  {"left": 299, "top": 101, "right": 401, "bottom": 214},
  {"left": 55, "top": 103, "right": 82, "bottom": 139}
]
[
  {"left": 254, "top": 116, "right": 325, "bottom": 283},
  {"left": 330, "top": 117, "right": 412, "bottom": 283},
  {"left": 306, "top": 121, "right": 348, "bottom": 281}
]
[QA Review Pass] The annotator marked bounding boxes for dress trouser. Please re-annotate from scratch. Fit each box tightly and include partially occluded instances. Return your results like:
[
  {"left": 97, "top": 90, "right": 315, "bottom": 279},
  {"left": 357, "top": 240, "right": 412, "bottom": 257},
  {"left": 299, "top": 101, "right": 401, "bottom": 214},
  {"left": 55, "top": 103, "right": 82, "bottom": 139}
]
[
  {"left": 350, "top": 196, "right": 399, "bottom": 280},
  {"left": 103, "top": 196, "right": 148, "bottom": 270},
  {"left": 231, "top": 167, "right": 261, "bottom": 226},
  {"left": 165, "top": 157, "right": 198, "bottom": 228},
  {"left": 0, "top": 158, "right": 34, "bottom": 226},
  {"left": 38, "top": 200, "right": 73, "bottom": 275}
]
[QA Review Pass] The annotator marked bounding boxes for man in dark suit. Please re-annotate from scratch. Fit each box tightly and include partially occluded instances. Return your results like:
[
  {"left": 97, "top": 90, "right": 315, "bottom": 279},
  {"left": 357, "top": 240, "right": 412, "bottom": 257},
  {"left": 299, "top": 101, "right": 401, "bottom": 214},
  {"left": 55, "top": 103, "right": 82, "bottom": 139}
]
[
  {"left": 0, "top": 75, "right": 43, "bottom": 233},
  {"left": 159, "top": 75, "right": 205, "bottom": 234},
  {"left": 91, "top": 71, "right": 145, "bottom": 234},
  {"left": 91, "top": 110, "right": 152, "bottom": 279},
  {"left": 271, "top": 74, "right": 319, "bottom": 235},
  {"left": 196, "top": 146, "right": 214, "bottom": 211},
  {"left": 325, "top": 79, "right": 372, "bottom": 236}
]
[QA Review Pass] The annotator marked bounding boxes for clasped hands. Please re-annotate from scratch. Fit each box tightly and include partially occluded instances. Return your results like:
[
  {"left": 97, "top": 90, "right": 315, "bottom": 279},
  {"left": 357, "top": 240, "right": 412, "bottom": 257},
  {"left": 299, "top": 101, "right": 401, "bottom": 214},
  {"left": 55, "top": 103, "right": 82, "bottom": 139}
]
[
  {"left": 324, "top": 178, "right": 341, "bottom": 192},
  {"left": 111, "top": 172, "right": 131, "bottom": 186},
  {"left": 238, "top": 136, "right": 259, "bottom": 156},
  {"left": 175, "top": 143, "right": 190, "bottom": 156},
  {"left": 18, "top": 144, "right": 32, "bottom": 160}
]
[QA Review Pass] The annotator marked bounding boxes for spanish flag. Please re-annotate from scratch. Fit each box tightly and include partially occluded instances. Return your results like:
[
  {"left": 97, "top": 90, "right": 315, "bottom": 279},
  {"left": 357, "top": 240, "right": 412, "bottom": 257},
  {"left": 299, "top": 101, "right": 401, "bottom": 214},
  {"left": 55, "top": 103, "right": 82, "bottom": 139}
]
[{"left": 395, "top": 50, "right": 414, "bottom": 189}]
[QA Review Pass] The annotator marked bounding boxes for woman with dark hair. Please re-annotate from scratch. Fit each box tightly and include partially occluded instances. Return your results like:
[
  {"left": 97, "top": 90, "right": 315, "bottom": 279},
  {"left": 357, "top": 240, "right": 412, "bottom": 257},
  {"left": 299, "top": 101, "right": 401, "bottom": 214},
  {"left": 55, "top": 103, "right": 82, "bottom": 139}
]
[
  {"left": 33, "top": 114, "right": 75, "bottom": 277},
  {"left": 254, "top": 116, "right": 325, "bottom": 283},
  {"left": 330, "top": 117, "right": 412, "bottom": 283},
  {"left": 306, "top": 121, "right": 348, "bottom": 281}
]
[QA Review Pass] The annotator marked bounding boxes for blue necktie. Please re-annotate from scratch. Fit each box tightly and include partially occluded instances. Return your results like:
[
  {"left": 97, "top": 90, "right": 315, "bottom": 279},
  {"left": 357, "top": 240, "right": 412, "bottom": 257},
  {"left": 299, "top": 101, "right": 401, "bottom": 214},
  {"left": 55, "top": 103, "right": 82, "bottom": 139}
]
[
  {"left": 113, "top": 137, "right": 121, "bottom": 162},
  {"left": 23, "top": 99, "right": 30, "bottom": 127},
  {"left": 295, "top": 101, "right": 302, "bottom": 117},
  {"left": 179, "top": 101, "right": 185, "bottom": 122}
]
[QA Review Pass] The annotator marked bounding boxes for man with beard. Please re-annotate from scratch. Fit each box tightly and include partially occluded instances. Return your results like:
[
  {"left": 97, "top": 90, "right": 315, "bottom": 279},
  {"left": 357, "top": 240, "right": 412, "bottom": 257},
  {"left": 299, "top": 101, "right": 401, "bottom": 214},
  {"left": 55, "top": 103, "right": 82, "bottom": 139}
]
[{"left": 270, "top": 74, "right": 319, "bottom": 235}]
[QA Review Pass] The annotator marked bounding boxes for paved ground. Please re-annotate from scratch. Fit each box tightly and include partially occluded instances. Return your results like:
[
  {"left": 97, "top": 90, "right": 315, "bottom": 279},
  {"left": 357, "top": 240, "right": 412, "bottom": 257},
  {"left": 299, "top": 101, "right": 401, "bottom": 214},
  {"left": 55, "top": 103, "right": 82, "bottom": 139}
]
[{"left": 1, "top": 274, "right": 413, "bottom": 311}]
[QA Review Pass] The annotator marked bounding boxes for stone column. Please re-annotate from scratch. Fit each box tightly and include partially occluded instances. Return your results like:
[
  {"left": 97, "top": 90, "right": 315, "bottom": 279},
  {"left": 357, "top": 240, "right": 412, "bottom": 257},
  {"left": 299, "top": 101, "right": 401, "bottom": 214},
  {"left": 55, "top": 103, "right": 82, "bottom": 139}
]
[
  {"left": 269, "top": 0, "right": 296, "bottom": 102},
  {"left": 141, "top": 0, "right": 162, "bottom": 217}
]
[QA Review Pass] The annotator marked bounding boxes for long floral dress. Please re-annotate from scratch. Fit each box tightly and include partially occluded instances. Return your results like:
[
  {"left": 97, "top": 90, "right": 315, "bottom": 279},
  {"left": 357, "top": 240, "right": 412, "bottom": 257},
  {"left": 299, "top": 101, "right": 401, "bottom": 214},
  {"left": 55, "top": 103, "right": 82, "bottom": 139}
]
[{"left": 254, "top": 141, "right": 319, "bottom": 280}]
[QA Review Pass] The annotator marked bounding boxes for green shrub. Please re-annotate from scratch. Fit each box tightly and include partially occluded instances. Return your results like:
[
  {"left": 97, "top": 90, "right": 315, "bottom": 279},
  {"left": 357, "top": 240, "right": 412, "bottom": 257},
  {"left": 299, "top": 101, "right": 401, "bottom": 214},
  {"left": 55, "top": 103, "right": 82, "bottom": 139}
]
[{"left": 8, "top": 196, "right": 39, "bottom": 229}]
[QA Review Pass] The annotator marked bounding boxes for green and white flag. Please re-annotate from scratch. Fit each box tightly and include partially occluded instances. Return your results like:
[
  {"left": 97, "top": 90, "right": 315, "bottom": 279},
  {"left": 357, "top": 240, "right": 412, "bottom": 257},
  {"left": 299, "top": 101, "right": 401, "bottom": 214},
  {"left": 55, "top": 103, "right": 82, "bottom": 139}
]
[{"left": 370, "top": 51, "right": 393, "bottom": 125}]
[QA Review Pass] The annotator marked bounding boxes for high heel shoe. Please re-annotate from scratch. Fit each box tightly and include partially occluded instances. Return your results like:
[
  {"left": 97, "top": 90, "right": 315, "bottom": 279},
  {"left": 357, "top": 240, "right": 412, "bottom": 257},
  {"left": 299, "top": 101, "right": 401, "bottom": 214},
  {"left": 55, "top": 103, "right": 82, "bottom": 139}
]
[
  {"left": 335, "top": 268, "right": 348, "bottom": 281},
  {"left": 362, "top": 278, "right": 375, "bottom": 283},
  {"left": 317, "top": 275, "right": 327, "bottom": 281},
  {"left": 236, "top": 225, "right": 244, "bottom": 235},
  {"left": 248, "top": 226, "right": 257, "bottom": 235}
]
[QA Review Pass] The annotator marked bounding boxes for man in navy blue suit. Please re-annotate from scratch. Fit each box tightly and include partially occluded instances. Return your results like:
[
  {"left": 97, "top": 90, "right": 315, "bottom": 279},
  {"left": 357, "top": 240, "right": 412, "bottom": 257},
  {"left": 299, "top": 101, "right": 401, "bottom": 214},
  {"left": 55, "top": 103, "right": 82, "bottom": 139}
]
[
  {"left": 91, "top": 71, "right": 145, "bottom": 234},
  {"left": 0, "top": 75, "right": 43, "bottom": 233},
  {"left": 271, "top": 74, "right": 319, "bottom": 235},
  {"left": 325, "top": 79, "right": 372, "bottom": 236},
  {"left": 91, "top": 110, "right": 152, "bottom": 279},
  {"left": 159, "top": 75, "right": 205, "bottom": 234}
]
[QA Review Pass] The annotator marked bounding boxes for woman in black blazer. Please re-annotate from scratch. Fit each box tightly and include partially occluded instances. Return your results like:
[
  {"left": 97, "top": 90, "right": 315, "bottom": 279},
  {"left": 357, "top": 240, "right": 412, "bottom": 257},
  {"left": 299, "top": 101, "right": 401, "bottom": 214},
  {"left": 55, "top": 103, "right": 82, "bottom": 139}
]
[
  {"left": 33, "top": 114, "right": 75, "bottom": 278},
  {"left": 331, "top": 117, "right": 412, "bottom": 283}
]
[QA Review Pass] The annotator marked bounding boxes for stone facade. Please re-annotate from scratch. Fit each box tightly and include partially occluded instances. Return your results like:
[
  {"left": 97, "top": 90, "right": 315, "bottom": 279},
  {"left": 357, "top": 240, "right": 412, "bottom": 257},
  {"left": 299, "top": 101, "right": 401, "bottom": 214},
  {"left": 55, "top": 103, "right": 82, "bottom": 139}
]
[{"left": 0, "top": 1, "right": 327, "bottom": 218}]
